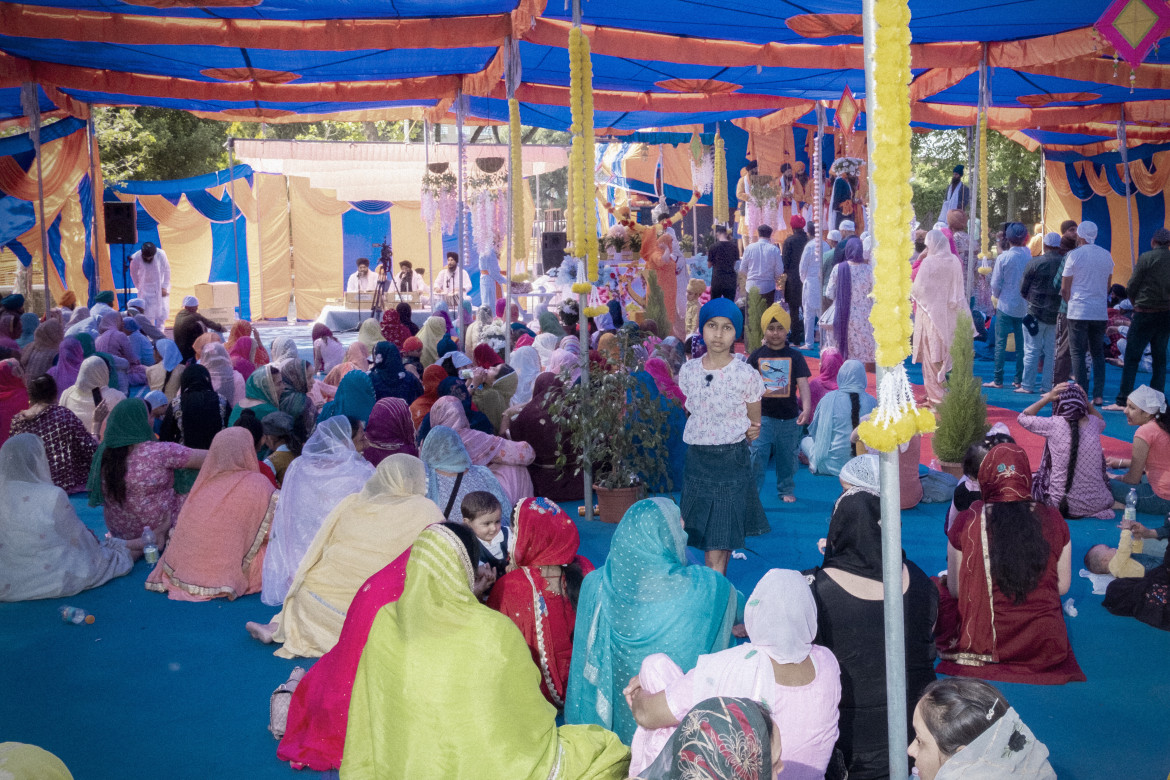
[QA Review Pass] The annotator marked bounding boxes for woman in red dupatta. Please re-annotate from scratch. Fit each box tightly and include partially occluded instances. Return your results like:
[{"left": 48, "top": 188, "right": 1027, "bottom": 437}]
[
  {"left": 379, "top": 308, "right": 412, "bottom": 348},
  {"left": 936, "top": 443, "right": 1084, "bottom": 685},
  {"left": 410, "top": 364, "right": 447, "bottom": 430},
  {"left": 226, "top": 320, "right": 270, "bottom": 366},
  {"left": 487, "top": 497, "right": 594, "bottom": 707},
  {"left": 0, "top": 359, "right": 29, "bottom": 448}
]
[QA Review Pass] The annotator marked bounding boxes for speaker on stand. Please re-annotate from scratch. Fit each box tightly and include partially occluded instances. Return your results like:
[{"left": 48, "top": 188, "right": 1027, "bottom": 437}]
[
  {"left": 541, "top": 231, "right": 567, "bottom": 276},
  {"left": 103, "top": 202, "right": 138, "bottom": 307}
]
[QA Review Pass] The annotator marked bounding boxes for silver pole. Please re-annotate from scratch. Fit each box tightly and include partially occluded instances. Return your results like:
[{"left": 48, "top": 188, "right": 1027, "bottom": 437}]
[
  {"left": 573, "top": 0, "right": 593, "bottom": 523},
  {"left": 814, "top": 101, "right": 826, "bottom": 330},
  {"left": 456, "top": 91, "right": 468, "bottom": 348},
  {"left": 1039, "top": 146, "right": 1047, "bottom": 235},
  {"left": 505, "top": 37, "right": 518, "bottom": 361},
  {"left": 85, "top": 105, "right": 101, "bottom": 303},
  {"left": 227, "top": 139, "right": 243, "bottom": 318},
  {"left": 967, "top": 50, "right": 987, "bottom": 300},
  {"left": 424, "top": 119, "right": 435, "bottom": 317},
  {"left": 860, "top": 2, "right": 908, "bottom": 778},
  {"left": 1118, "top": 111, "right": 1138, "bottom": 271},
  {"left": 22, "top": 84, "right": 52, "bottom": 312}
]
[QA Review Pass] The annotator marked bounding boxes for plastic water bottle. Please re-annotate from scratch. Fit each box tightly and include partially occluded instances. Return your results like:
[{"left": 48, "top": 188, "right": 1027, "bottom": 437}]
[
  {"left": 59, "top": 606, "right": 94, "bottom": 625},
  {"left": 1124, "top": 488, "right": 1139, "bottom": 527},
  {"left": 142, "top": 526, "right": 159, "bottom": 565}
]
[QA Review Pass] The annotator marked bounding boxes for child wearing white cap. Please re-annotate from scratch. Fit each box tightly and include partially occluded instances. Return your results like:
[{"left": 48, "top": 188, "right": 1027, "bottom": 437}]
[{"left": 1110, "top": 386, "right": 1170, "bottom": 534}]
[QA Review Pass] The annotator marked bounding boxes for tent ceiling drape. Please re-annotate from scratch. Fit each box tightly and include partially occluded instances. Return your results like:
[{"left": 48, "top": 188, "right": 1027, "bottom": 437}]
[{"left": 1, "top": 1, "right": 1170, "bottom": 151}]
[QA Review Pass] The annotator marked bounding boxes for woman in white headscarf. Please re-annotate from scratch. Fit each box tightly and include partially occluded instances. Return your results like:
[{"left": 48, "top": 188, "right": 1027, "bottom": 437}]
[
  {"left": 912, "top": 229, "right": 971, "bottom": 406},
  {"left": 624, "top": 568, "right": 842, "bottom": 779},
  {"left": 269, "top": 335, "right": 300, "bottom": 365},
  {"left": 200, "top": 342, "right": 243, "bottom": 407},
  {"left": 507, "top": 345, "right": 543, "bottom": 407},
  {"left": 60, "top": 355, "right": 126, "bottom": 437},
  {"left": 246, "top": 453, "right": 444, "bottom": 658},
  {"left": 532, "top": 332, "right": 559, "bottom": 371},
  {"left": 0, "top": 433, "right": 134, "bottom": 601},
  {"left": 145, "top": 338, "right": 186, "bottom": 401},
  {"left": 261, "top": 416, "right": 374, "bottom": 606}
]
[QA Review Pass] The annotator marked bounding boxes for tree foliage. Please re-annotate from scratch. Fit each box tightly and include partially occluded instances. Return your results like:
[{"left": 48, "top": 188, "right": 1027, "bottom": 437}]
[
  {"left": 911, "top": 129, "right": 1042, "bottom": 233},
  {"left": 932, "top": 311, "right": 988, "bottom": 463},
  {"left": 95, "top": 107, "right": 228, "bottom": 183}
]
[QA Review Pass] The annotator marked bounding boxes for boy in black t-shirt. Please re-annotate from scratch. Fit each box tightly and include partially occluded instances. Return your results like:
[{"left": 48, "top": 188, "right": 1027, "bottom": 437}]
[{"left": 748, "top": 303, "right": 812, "bottom": 501}]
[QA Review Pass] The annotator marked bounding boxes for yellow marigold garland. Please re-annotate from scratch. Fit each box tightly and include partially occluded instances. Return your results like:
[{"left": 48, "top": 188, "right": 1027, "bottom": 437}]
[
  {"left": 856, "top": 0, "right": 934, "bottom": 452},
  {"left": 509, "top": 98, "right": 526, "bottom": 262},
  {"left": 714, "top": 132, "right": 729, "bottom": 224}
]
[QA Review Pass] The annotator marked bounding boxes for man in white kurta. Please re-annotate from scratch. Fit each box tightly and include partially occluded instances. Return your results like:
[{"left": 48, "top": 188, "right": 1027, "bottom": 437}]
[
  {"left": 346, "top": 257, "right": 377, "bottom": 294},
  {"left": 128, "top": 242, "right": 170, "bottom": 328}
]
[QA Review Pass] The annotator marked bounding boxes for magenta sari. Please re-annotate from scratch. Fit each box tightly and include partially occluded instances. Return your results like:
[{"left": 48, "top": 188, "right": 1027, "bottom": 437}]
[{"left": 277, "top": 550, "right": 411, "bottom": 771}]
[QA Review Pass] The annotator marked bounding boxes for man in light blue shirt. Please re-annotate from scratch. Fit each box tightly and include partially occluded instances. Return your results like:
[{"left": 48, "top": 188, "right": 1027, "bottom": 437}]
[
  {"left": 739, "top": 224, "right": 784, "bottom": 304},
  {"left": 984, "top": 222, "right": 1032, "bottom": 388}
]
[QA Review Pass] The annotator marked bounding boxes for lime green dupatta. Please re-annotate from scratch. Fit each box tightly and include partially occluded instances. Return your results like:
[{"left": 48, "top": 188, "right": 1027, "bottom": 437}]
[{"left": 343, "top": 524, "right": 629, "bottom": 780}]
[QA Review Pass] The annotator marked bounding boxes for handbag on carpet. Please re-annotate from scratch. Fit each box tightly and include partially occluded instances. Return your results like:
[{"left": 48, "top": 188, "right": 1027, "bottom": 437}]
[{"left": 268, "top": 666, "right": 306, "bottom": 739}]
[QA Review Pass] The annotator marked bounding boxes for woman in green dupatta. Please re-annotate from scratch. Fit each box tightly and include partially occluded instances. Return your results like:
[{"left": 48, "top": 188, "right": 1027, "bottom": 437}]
[
  {"left": 228, "top": 365, "right": 283, "bottom": 425},
  {"left": 343, "top": 523, "right": 630, "bottom": 780}
]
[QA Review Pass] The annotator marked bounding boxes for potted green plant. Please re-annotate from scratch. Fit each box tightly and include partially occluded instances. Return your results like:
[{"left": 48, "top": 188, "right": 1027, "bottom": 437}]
[
  {"left": 679, "top": 234, "right": 695, "bottom": 256},
  {"left": 547, "top": 331, "right": 673, "bottom": 522},
  {"left": 932, "top": 311, "right": 987, "bottom": 477}
]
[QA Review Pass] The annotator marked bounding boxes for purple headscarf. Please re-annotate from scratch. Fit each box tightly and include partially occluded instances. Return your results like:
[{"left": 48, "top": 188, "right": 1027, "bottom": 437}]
[
  {"left": 48, "top": 336, "right": 85, "bottom": 398},
  {"left": 1032, "top": 382, "right": 1108, "bottom": 510},
  {"left": 834, "top": 237, "right": 865, "bottom": 359}
]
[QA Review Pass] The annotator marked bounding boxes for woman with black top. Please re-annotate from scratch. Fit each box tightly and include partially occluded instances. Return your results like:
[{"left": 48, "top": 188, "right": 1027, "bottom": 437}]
[{"left": 807, "top": 488, "right": 938, "bottom": 780}]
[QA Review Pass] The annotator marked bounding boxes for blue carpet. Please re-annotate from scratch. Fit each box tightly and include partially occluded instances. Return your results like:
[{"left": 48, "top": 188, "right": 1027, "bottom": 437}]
[{"left": 2, "top": 346, "right": 1168, "bottom": 779}]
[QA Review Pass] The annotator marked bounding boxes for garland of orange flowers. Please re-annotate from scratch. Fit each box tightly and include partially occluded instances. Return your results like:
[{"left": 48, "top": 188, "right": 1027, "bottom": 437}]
[
  {"left": 714, "top": 131, "right": 729, "bottom": 224},
  {"left": 509, "top": 98, "right": 526, "bottom": 262},
  {"left": 596, "top": 188, "right": 701, "bottom": 231},
  {"left": 855, "top": 0, "right": 936, "bottom": 453}
]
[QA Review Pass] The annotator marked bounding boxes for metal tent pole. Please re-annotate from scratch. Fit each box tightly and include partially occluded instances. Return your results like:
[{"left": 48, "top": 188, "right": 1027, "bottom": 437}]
[
  {"left": 860, "top": 3, "right": 907, "bottom": 779},
  {"left": 85, "top": 104, "right": 102, "bottom": 303},
  {"left": 968, "top": 52, "right": 987, "bottom": 300},
  {"left": 505, "top": 37, "right": 519, "bottom": 362},
  {"left": 227, "top": 139, "right": 243, "bottom": 318},
  {"left": 424, "top": 119, "right": 436, "bottom": 316},
  {"left": 814, "top": 101, "right": 826, "bottom": 330},
  {"left": 1118, "top": 110, "right": 1138, "bottom": 272},
  {"left": 21, "top": 84, "right": 52, "bottom": 313},
  {"left": 1039, "top": 146, "right": 1047, "bottom": 235},
  {"left": 456, "top": 91, "right": 468, "bottom": 347}
]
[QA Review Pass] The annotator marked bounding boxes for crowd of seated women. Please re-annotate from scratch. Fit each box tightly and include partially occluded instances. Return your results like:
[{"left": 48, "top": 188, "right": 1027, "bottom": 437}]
[{"left": 10, "top": 289, "right": 1138, "bottom": 780}]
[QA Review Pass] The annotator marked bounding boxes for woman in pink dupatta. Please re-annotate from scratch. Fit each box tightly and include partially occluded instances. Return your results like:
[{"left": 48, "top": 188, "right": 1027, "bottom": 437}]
[
  {"left": 145, "top": 427, "right": 277, "bottom": 601},
  {"left": 229, "top": 336, "right": 258, "bottom": 379},
  {"left": 277, "top": 548, "right": 412, "bottom": 771},
  {"left": 429, "top": 395, "right": 534, "bottom": 505},
  {"left": 644, "top": 357, "right": 685, "bottom": 406},
  {"left": 363, "top": 397, "right": 418, "bottom": 465},
  {"left": 807, "top": 347, "right": 843, "bottom": 419},
  {"left": 911, "top": 229, "right": 972, "bottom": 406}
]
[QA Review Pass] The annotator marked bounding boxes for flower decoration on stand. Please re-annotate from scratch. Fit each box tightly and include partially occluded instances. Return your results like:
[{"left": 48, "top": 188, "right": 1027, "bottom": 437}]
[
  {"left": 689, "top": 132, "right": 714, "bottom": 195},
  {"left": 421, "top": 170, "right": 458, "bottom": 234},
  {"left": 855, "top": 0, "right": 933, "bottom": 453}
]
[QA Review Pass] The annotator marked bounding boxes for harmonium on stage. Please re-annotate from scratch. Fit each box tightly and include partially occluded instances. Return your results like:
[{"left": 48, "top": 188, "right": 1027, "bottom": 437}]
[{"left": 342, "top": 290, "right": 423, "bottom": 310}]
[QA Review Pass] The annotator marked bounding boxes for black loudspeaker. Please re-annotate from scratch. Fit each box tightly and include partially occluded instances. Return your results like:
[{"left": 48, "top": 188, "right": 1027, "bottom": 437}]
[
  {"left": 541, "top": 231, "right": 567, "bottom": 252},
  {"left": 638, "top": 206, "right": 654, "bottom": 225},
  {"left": 103, "top": 202, "right": 137, "bottom": 245}
]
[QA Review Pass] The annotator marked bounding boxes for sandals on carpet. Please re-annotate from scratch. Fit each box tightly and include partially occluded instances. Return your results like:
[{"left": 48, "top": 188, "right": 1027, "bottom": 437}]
[{"left": 268, "top": 666, "right": 306, "bottom": 739}]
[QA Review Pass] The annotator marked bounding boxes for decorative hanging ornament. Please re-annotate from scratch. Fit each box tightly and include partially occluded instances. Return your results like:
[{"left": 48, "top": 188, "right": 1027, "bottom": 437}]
[
  {"left": 1095, "top": 0, "right": 1170, "bottom": 69},
  {"left": 835, "top": 84, "right": 860, "bottom": 154}
]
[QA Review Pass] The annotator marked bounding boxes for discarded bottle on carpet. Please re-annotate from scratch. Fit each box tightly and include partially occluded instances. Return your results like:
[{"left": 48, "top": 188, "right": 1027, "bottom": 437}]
[
  {"left": 59, "top": 606, "right": 94, "bottom": 625},
  {"left": 142, "top": 526, "right": 159, "bottom": 565}
]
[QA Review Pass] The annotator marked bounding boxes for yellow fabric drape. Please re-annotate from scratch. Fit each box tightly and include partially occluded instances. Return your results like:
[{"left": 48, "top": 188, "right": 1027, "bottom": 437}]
[
  {"left": 59, "top": 193, "right": 88, "bottom": 297},
  {"left": 160, "top": 220, "right": 214, "bottom": 326},
  {"left": 0, "top": 130, "right": 86, "bottom": 201},
  {"left": 1079, "top": 161, "right": 1116, "bottom": 198},
  {"left": 1128, "top": 153, "right": 1170, "bottom": 197},
  {"left": 255, "top": 174, "right": 292, "bottom": 320},
  {"left": 123, "top": 193, "right": 211, "bottom": 233},
  {"left": 1046, "top": 160, "right": 1072, "bottom": 198},
  {"left": 288, "top": 176, "right": 343, "bottom": 320},
  {"left": 389, "top": 201, "right": 441, "bottom": 290}
]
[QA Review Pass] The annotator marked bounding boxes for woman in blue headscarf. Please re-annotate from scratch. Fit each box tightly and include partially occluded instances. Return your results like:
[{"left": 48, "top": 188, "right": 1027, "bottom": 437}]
[
  {"left": 418, "top": 425, "right": 511, "bottom": 523},
  {"left": 800, "top": 358, "right": 876, "bottom": 477},
  {"left": 565, "top": 498, "right": 740, "bottom": 744},
  {"left": 146, "top": 338, "right": 185, "bottom": 401},
  {"left": 318, "top": 370, "right": 376, "bottom": 425},
  {"left": 368, "top": 341, "right": 422, "bottom": 404}
]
